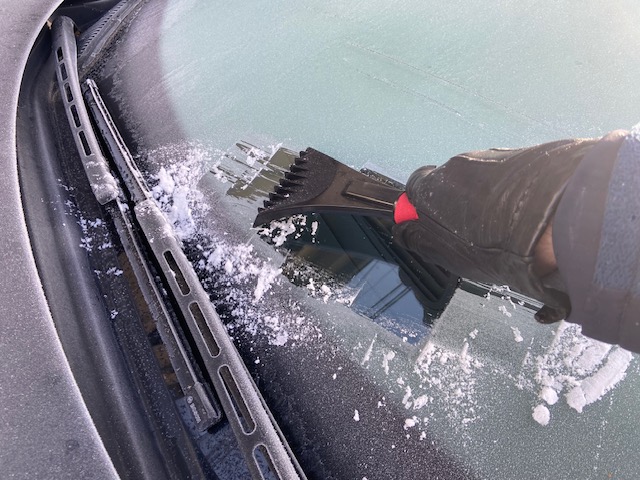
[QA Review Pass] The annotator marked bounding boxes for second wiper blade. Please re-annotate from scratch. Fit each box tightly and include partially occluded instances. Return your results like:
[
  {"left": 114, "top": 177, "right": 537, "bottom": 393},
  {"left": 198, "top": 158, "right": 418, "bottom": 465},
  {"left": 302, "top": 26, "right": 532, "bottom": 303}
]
[{"left": 82, "top": 78, "right": 306, "bottom": 480}]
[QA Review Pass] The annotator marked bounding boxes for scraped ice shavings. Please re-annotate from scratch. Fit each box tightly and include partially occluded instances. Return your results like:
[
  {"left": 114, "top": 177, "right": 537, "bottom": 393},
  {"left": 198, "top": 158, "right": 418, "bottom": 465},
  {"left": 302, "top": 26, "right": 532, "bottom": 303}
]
[
  {"left": 207, "top": 248, "right": 313, "bottom": 347},
  {"left": 283, "top": 257, "right": 360, "bottom": 307},
  {"left": 258, "top": 215, "right": 322, "bottom": 249},
  {"left": 146, "top": 146, "right": 321, "bottom": 347},
  {"left": 382, "top": 350, "right": 395, "bottom": 375},
  {"left": 196, "top": 240, "right": 319, "bottom": 346},
  {"left": 539, "top": 386, "right": 558, "bottom": 405},
  {"left": 484, "top": 285, "right": 634, "bottom": 424},
  {"left": 320, "top": 284, "right": 332, "bottom": 303},
  {"left": 254, "top": 264, "right": 281, "bottom": 302},
  {"left": 532, "top": 405, "right": 550, "bottom": 426},
  {"left": 77, "top": 216, "right": 112, "bottom": 252},
  {"left": 564, "top": 347, "right": 633, "bottom": 413},
  {"left": 379, "top": 319, "right": 633, "bottom": 437},
  {"left": 146, "top": 144, "right": 636, "bottom": 436},
  {"left": 530, "top": 322, "right": 633, "bottom": 419},
  {"left": 60, "top": 183, "right": 118, "bottom": 258},
  {"left": 511, "top": 326, "right": 523, "bottom": 343},
  {"left": 357, "top": 328, "right": 486, "bottom": 441},
  {"left": 258, "top": 216, "right": 306, "bottom": 247},
  {"left": 204, "top": 242, "right": 282, "bottom": 303},
  {"left": 150, "top": 154, "right": 209, "bottom": 240},
  {"left": 404, "top": 417, "right": 418, "bottom": 430},
  {"left": 361, "top": 335, "right": 376, "bottom": 365},
  {"left": 411, "top": 338, "right": 482, "bottom": 427},
  {"left": 487, "top": 284, "right": 519, "bottom": 315}
]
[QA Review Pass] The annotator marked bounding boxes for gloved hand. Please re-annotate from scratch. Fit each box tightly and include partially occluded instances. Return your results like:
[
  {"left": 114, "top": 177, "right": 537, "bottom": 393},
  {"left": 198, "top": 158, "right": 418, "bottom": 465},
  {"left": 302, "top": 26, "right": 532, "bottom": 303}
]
[{"left": 392, "top": 138, "right": 600, "bottom": 323}]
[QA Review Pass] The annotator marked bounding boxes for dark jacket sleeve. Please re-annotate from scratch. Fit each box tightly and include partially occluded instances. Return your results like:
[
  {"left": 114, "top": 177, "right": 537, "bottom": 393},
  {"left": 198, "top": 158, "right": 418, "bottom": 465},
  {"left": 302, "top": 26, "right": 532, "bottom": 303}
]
[{"left": 553, "top": 127, "right": 640, "bottom": 353}]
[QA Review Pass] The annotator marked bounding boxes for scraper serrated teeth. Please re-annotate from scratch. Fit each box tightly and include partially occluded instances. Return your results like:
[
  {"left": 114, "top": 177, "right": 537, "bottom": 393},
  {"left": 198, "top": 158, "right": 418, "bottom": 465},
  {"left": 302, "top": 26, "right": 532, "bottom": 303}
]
[
  {"left": 269, "top": 192, "right": 286, "bottom": 202},
  {"left": 284, "top": 171, "right": 304, "bottom": 181},
  {"left": 275, "top": 186, "right": 292, "bottom": 196},
  {"left": 279, "top": 179, "right": 301, "bottom": 189}
]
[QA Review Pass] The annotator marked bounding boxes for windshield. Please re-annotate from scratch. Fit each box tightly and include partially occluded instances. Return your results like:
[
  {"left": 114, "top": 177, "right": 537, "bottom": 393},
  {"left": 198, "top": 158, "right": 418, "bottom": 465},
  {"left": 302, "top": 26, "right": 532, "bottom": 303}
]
[
  {"left": 155, "top": 0, "right": 640, "bottom": 181},
  {"left": 94, "top": 1, "right": 640, "bottom": 478}
]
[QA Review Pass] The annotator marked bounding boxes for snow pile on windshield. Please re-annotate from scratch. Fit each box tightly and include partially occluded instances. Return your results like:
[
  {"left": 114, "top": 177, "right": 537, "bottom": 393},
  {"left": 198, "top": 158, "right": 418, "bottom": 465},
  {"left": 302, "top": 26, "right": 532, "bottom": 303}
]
[
  {"left": 146, "top": 144, "right": 323, "bottom": 347},
  {"left": 530, "top": 322, "right": 633, "bottom": 421},
  {"left": 149, "top": 150, "right": 209, "bottom": 240}
]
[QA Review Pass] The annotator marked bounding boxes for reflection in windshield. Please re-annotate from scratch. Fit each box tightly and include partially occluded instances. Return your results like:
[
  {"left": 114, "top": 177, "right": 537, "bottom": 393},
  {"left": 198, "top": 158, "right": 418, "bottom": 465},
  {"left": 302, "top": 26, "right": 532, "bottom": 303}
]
[
  {"left": 264, "top": 212, "right": 459, "bottom": 344},
  {"left": 229, "top": 146, "right": 459, "bottom": 344}
]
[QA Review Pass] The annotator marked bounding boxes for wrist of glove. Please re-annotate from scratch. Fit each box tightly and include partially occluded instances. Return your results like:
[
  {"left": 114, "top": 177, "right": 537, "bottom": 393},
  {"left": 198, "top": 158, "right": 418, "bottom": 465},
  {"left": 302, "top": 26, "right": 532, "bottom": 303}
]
[{"left": 393, "top": 138, "right": 600, "bottom": 322}]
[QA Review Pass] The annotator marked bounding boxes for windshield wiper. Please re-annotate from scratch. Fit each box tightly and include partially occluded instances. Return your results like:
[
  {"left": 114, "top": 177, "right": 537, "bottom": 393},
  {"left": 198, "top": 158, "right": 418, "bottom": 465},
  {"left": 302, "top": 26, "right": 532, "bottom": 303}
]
[{"left": 53, "top": 15, "right": 305, "bottom": 480}]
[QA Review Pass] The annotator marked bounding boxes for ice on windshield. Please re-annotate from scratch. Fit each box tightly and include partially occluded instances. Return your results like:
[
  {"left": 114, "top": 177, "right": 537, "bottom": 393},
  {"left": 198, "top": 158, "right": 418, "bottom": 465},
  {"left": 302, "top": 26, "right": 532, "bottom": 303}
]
[
  {"left": 140, "top": 140, "right": 639, "bottom": 479},
  {"left": 158, "top": 0, "right": 640, "bottom": 184},
  {"left": 81, "top": 0, "right": 640, "bottom": 475}
]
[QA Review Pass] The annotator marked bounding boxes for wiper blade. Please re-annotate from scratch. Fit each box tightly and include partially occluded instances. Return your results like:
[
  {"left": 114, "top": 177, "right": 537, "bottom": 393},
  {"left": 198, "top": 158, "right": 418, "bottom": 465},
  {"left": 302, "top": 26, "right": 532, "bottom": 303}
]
[
  {"left": 53, "top": 16, "right": 305, "bottom": 480},
  {"left": 51, "top": 16, "right": 119, "bottom": 205},
  {"left": 84, "top": 74, "right": 305, "bottom": 480},
  {"left": 52, "top": 11, "right": 221, "bottom": 435}
]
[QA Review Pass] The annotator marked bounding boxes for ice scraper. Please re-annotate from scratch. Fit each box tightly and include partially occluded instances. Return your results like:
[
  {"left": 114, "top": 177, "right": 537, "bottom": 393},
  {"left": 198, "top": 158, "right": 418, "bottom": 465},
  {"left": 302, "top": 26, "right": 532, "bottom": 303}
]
[{"left": 253, "top": 148, "right": 428, "bottom": 227}]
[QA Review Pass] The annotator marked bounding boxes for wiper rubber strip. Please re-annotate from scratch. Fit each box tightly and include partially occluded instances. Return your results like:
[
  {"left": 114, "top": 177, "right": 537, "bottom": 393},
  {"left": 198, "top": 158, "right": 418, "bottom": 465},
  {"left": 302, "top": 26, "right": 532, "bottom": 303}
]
[{"left": 51, "top": 15, "right": 305, "bottom": 478}]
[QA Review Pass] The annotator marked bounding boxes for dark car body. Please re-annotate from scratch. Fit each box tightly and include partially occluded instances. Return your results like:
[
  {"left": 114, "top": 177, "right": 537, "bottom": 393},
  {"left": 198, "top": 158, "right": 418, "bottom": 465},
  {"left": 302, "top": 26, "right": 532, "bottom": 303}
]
[{"left": 0, "top": 1, "right": 118, "bottom": 478}]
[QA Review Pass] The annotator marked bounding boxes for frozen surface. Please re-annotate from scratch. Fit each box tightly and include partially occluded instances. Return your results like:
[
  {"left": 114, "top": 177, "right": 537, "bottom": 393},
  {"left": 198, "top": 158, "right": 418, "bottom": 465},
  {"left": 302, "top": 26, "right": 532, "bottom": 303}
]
[
  {"left": 90, "top": 0, "right": 640, "bottom": 474},
  {"left": 158, "top": 0, "right": 640, "bottom": 181},
  {"left": 143, "top": 139, "right": 639, "bottom": 479}
]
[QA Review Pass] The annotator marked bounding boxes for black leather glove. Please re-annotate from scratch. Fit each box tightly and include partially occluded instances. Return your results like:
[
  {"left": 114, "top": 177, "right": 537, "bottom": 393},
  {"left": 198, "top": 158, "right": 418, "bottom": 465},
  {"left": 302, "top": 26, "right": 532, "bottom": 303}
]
[{"left": 393, "top": 138, "right": 600, "bottom": 322}]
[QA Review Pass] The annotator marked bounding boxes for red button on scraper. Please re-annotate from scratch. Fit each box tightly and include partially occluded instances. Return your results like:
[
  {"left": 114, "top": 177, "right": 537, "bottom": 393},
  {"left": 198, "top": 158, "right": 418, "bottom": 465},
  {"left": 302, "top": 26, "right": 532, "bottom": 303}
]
[{"left": 394, "top": 192, "right": 419, "bottom": 224}]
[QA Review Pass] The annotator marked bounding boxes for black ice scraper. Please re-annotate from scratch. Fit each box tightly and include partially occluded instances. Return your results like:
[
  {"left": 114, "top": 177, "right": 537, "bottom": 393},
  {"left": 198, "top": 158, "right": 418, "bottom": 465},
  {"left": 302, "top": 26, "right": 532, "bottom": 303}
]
[{"left": 253, "top": 148, "right": 424, "bottom": 227}]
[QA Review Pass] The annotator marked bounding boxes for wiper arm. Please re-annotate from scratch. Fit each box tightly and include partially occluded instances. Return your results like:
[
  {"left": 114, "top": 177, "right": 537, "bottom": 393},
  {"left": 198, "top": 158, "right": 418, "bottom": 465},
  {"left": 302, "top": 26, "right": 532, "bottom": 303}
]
[
  {"left": 83, "top": 65, "right": 305, "bottom": 480},
  {"left": 53, "top": 16, "right": 305, "bottom": 480}
]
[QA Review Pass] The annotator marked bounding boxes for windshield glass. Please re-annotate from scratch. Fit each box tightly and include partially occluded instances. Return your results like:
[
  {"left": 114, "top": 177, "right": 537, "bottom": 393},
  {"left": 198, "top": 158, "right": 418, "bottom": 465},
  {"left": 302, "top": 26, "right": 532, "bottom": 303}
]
[
  {"left": 94, "top": 1, "right": 640, "bottom": 478},
  {"left": 156, "top": 0, "right": 640, "bottom": 180},
  {"left": 145, "top": 141, "right": 639, "bottom": 479}
]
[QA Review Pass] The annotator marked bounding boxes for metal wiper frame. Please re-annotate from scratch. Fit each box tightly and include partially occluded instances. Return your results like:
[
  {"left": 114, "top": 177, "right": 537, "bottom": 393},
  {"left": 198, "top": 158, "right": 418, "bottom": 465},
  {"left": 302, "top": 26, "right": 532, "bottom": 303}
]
[{"left": 52, "top": 15, "right": 305, "bottom": 480}]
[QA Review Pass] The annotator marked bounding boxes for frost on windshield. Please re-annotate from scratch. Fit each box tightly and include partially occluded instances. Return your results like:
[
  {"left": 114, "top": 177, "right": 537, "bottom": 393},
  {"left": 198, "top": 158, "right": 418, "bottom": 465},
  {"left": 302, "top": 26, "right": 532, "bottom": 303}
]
[
  {"left": 143, "top": 140, "right": 638, "bottom": 479},
  {"left": 529, "top": 322, "right": 634, "bottom": 417},
  {"left": 147, "top": 141, "right": 638, "bottom": 399},
  {"left": 144, "top": 143, "right": 325, "bottom": 348}
]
